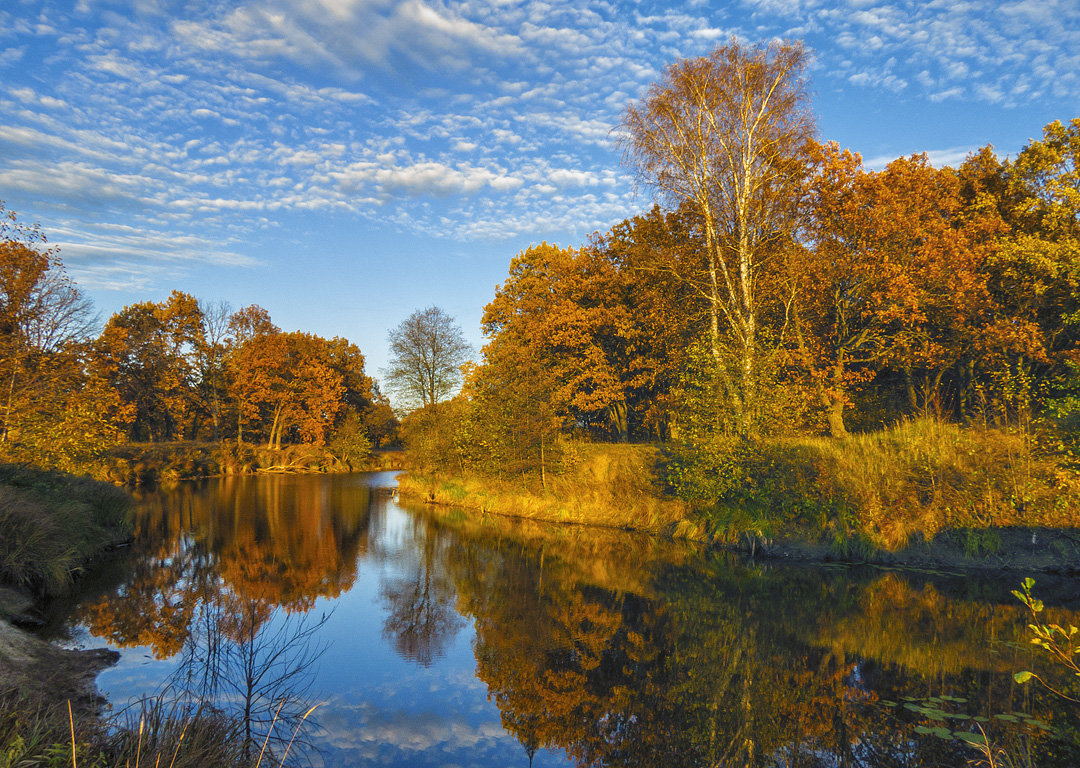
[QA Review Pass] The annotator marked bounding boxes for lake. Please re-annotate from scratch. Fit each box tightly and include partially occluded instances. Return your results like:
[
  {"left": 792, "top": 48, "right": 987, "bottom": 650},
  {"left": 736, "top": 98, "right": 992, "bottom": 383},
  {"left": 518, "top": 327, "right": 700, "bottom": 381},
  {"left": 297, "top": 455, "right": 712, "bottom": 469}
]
[{"left": 58, "top": 471, "right": 1080, "bottom": 767}]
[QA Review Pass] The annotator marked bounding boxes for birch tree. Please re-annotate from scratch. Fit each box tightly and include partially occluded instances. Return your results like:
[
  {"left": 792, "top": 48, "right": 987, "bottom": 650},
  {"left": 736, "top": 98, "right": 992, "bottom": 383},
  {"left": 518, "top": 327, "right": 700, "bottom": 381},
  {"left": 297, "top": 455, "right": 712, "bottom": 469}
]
[{"left": 620, "top": 40, "right": 814, "bottom": 434}]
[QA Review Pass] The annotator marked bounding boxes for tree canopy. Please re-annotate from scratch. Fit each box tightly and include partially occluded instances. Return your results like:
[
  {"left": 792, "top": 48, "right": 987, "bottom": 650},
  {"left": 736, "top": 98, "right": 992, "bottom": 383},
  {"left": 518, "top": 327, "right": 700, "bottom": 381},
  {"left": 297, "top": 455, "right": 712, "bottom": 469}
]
[{"left": 384, "top": 306, "right": 471, "bottom": 412}]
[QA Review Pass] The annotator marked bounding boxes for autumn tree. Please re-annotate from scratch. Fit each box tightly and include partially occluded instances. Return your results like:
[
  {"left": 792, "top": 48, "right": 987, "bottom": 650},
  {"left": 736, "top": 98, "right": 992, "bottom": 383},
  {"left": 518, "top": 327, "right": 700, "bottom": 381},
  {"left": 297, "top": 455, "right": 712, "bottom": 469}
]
[
  {"left": 463, "top": 333, "right": 565, "bottom": 482},
  {"left": 591, "top": 205, "right": 710, "bottom": 439},
  {"left": 95, "top": 291, "right": 204, "bottom": 442},
  {"left": 323, "top": 335, "right": 375, "bottom": 418},
  {"left": 967, "top": 120, "right": 1080, "bottom": 423},
  {"left": 384, "top": 306, "right": 471, "bottom": 412},
  {"left": 361, "top": 384, "right": 399, "bottom": 448},
  {"left": 620, "top": 40, "right": 814, "bottom": 435},
  {"left": 0, "top": 203, "right": 97, "bottom": 448},
  {"left": 225, "top": 305, "right": 280, "bottom": 443},
  {"left": 481, "top": 242, "right": 643, "bottom": 440},
  {"left": 231, "top": 331, "right": 346, "bottom": 449}
]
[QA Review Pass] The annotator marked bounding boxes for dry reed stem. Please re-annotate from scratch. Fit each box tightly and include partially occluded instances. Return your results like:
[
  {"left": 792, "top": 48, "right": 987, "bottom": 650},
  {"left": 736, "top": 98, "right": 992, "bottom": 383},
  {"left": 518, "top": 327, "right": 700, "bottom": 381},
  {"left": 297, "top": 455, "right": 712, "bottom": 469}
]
[
  {"left": 254, "top": 698, "right": 286, "bottom": 768},
  {"left": 68, "top": 700, "right": 76, "bottom": 768}
]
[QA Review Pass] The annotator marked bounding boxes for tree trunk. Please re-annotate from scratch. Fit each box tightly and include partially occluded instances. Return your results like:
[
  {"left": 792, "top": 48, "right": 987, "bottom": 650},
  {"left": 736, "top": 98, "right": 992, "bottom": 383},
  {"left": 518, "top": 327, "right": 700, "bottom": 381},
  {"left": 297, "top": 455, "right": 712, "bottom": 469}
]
[
  {"left": 826, "top": 397, "right": 848, "bottom": 438},
  {"left": 2, "top": 360, "right": 17, "bottom": 444},
  {"left": 267, "top": 400, "right": 285, "bottom": 450},
  {"left": 540, "top": 431, "right": 546, "bottom": 491}
]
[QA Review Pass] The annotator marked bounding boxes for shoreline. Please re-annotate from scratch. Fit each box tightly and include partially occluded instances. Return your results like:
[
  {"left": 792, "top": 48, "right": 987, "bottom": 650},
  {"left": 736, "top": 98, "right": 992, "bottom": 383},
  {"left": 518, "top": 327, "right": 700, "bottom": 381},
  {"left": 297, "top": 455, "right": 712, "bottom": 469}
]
[
  {"left": 398, "top": 471, "right": 1080, "bottom": 576},
  {"left": 84, "top": 442, "right": 406, "bottom": 485}
]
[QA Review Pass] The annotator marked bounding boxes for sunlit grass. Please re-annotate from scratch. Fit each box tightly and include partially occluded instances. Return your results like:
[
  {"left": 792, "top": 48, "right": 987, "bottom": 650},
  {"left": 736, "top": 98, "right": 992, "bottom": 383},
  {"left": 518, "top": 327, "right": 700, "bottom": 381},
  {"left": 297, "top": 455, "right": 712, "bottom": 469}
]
[
  {"left": 403, "top": 419, "right": 1080, "bottom": 556},
  {"left": 399, "top": 442, "right": 692, "bottom": 537},
  {"left": 766, "top": 418, "right": 1079, "bottom": 550}
]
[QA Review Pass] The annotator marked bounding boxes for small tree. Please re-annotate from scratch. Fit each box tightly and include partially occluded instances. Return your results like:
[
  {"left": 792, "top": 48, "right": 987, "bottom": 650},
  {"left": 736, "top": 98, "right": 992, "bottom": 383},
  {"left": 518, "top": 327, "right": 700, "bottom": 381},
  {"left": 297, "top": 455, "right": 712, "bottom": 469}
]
[{"left": 383, "top": 306, "right": 472, "bottom": 412}]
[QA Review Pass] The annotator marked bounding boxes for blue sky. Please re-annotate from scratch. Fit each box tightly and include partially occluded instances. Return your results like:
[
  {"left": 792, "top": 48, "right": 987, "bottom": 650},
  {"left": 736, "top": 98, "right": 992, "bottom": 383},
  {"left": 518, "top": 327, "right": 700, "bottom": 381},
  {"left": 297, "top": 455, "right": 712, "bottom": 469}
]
[{"left": 2, "top": 0, "right": 1078, "bottom": 378}]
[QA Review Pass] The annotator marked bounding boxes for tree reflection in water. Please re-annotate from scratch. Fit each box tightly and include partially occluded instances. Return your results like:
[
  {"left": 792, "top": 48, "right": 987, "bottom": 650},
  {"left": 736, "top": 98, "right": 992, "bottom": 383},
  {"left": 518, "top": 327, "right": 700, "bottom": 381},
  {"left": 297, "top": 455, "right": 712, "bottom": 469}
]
[
  {"left": 171, "top": 595, "right": 328, "bottom": 763},
  {"left": 72, "top": 475, "right": 1080, "bottom": 768},
  {"left": 78, "top": 474, "right": 369, "bottom": 761},
  {"left": 413, "top": 510, "right": 1080, "bottom": 768},
  {"left": 379, "top": 517, "right": 464, "bottom": 667}
]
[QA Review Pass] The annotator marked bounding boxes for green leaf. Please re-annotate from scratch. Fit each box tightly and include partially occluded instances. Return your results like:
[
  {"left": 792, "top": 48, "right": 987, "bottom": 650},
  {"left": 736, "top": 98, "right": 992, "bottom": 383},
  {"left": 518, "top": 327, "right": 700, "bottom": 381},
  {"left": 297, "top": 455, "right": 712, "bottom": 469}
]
[
  {"left": 914, "top": 725, "right": 953, "bottom": 739},
  {"left": 956, "top": 732, "right": 988, "bottom": 746},
  {"left": 1014, "top": 670, "right": 1034, "bottom": 683}
]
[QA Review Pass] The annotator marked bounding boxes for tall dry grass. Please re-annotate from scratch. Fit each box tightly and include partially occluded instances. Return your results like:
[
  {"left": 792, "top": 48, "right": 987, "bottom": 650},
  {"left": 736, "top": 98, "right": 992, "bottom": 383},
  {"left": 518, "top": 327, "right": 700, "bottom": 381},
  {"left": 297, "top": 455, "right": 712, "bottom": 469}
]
[
  {"left": 1, "top": 691, "right": 318, "bottom": 768},
  {"left": 0, "top": 465, "right": 131, "bottom": 594},
  {"left": 707, "top": 418, "right": 1080, "bottom": 551},
  {"left": 399, "top": 443, "right": 692, "bottom": 535}
]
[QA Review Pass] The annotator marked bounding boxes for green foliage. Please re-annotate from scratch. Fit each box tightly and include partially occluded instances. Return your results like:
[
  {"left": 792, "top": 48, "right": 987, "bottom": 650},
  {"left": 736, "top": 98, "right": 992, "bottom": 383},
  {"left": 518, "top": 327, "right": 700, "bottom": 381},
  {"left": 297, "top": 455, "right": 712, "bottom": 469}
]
[
  {"left": 1012, "top": 578, "right": 1080, "bottom": 703},
  {"left": 328, "top": 410, "right": 373, "bottom": 468},
  {"left": 664, "top": 437, "right": 743, "bottom": 502},
  {"left": 962, "top": 527, "right": 1003, "bottom": 558}
]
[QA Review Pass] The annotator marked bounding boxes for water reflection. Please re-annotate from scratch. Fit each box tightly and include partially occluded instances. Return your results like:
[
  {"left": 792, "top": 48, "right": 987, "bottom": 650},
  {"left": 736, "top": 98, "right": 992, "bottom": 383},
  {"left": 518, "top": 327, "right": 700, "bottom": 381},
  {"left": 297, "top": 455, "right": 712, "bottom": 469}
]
[
  {"left": 415, "top": 511, "right": 1080, "bottom": 768},
  {"left": 81, "top": 474, "right": 370, "bottom": 657},
  {"left": 171, "top": 597, "right": 328, "bottom": 762},
  {"left": 379, "top": 522, "right": 464, "bottom": 667},
  {"left": 73, "top": 473, "right": 1080, "bottom": 768}
]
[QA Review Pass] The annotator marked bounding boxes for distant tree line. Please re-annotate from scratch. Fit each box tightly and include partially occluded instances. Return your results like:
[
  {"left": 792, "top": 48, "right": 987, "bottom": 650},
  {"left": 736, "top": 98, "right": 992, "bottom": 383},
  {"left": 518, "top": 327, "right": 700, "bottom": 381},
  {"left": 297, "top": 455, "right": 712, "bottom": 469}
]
[
  {"left": 0, "top": 217, "right": 396, "bottom": 472},
  {"left": 404, "top": 40, "right": 1080, "bottom": 484}
]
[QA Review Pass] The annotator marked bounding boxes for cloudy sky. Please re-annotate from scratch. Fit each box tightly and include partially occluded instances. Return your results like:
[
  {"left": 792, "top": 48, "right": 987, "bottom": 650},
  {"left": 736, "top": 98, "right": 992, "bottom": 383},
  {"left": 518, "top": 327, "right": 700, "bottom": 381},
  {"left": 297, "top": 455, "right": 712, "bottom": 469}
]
[{"left": 2, "top": 0, "right": 1078, "bottom": 376}]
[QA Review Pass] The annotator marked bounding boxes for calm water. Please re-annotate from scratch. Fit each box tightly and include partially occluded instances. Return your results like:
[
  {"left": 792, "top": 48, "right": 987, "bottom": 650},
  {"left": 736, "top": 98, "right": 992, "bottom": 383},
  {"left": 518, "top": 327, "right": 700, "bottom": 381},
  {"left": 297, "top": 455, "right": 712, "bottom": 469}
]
[{"left": 60, "top": 471, "right": 1080, "bottom": 767}]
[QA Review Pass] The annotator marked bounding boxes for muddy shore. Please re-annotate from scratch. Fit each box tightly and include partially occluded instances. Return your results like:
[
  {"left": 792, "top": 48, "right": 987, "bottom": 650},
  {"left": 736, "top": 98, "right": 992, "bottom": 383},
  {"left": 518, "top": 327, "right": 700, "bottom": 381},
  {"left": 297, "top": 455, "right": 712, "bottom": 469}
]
[{"left": 0, "top": 585, "right": 117, "bottom": 720}]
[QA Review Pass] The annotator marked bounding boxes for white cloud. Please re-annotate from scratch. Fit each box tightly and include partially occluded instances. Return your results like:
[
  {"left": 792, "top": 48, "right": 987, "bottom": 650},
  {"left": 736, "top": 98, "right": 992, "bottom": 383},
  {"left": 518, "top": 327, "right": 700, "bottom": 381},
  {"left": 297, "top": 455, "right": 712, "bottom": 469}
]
[
  {"left": 861, "top": 145, "right": 974, "bottom": 170},
  {"left": 0, "top": 0, "right": 1075, "bottom": 302},
  {"left": 325, "top": 159, "right": 522, "bottom": 197},
  {"left": 174, "top": 0, "right": 526, "bottom": 80}
]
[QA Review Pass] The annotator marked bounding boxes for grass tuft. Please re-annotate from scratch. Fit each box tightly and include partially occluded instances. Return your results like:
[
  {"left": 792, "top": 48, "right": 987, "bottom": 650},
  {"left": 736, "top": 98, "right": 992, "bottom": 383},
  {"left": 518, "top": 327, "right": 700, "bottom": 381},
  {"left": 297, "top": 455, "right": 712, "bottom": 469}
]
[
  {"left": 697, "top": 418, "right": 1080, "bottom": 552},
  {"left": 0, "top": 464, "right": 132, "bottom": 595}
]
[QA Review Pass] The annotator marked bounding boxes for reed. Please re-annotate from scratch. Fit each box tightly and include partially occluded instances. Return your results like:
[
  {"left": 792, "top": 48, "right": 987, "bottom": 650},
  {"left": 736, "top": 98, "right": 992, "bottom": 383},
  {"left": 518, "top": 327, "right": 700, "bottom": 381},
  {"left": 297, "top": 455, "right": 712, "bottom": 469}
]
[{"left": 0, "top": 691, "right": 320, "bottom": 768}]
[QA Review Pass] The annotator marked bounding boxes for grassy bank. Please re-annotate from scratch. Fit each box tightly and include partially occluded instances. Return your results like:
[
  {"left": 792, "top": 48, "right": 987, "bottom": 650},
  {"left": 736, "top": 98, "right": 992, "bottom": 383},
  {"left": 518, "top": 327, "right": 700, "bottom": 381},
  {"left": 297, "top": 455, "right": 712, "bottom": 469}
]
[
  {"left": 83, "top": 442, "right": 404, "bottom": 485},
  {"left": 399, "top": 443, "right": 693, "bottom": 536},
  {"left": 401, "top": 419, "right": 1080, "bottom": 567},
  {"left": 0, "top": 464, "right": 132, "bottom": 597},
  {"left": 693, "top": 419, "right": 1080, "bottom": 555}
]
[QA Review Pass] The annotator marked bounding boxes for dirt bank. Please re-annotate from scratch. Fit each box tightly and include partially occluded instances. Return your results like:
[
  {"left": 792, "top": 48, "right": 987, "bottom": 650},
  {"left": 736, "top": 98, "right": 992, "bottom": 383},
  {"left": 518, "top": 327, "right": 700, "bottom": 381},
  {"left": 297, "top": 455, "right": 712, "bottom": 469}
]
[{"left": 0, "top": 585, "right": 117, "bottom": 718}]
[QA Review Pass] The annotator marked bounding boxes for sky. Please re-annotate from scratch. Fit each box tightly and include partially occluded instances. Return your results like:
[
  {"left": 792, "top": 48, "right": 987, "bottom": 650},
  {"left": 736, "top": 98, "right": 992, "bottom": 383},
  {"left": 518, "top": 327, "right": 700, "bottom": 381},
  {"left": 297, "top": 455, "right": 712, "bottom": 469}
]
[{"left": 2, "top": 0, "right": 1078, "bottom": 381}]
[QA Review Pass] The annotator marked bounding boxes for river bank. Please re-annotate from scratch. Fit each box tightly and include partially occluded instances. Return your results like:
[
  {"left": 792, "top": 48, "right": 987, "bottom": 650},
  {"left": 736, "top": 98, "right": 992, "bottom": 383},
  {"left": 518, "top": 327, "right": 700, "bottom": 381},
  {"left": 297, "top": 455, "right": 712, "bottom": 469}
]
[
  {"left": 398, "top": 443, "right": 694, "bottom": 536},
  {"left": 0, "top": 465, "right": 130, "bottom": 763},
  {"left": 398, "top": 421, "right": 1080, "bottom": 574},
  {"left": 81, "top": 441, "right": 405, "bottom": 485},
  {"left": 0, "top": 464, "right": 259, "bottom": 767}
]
